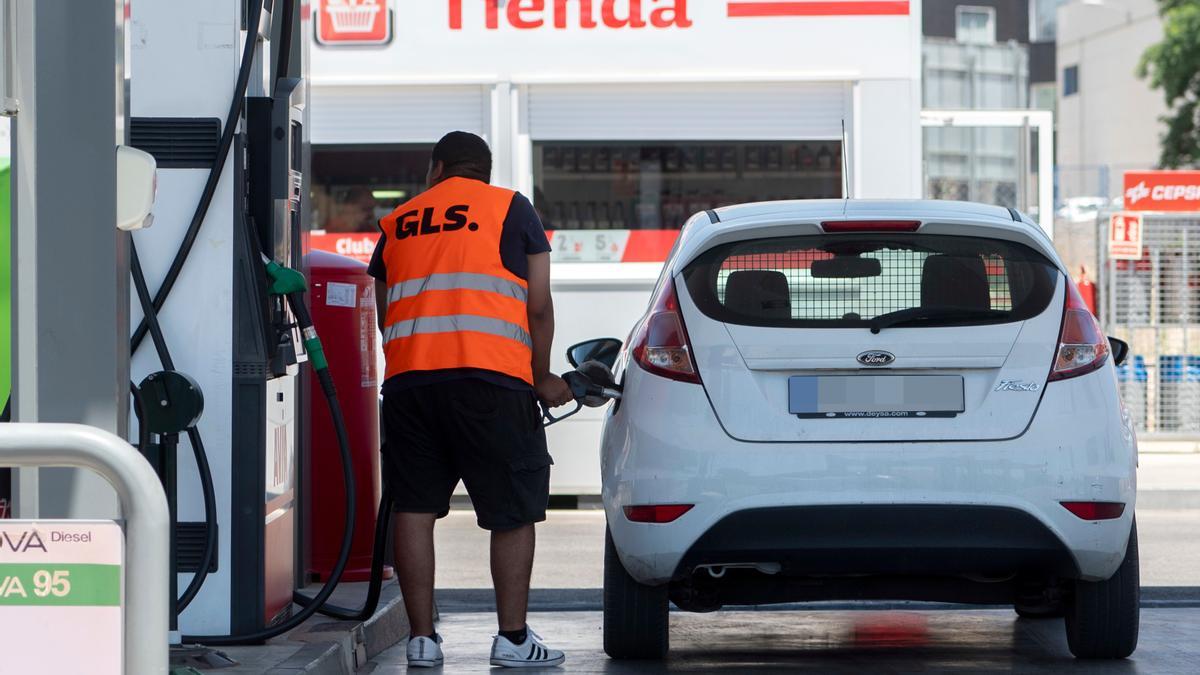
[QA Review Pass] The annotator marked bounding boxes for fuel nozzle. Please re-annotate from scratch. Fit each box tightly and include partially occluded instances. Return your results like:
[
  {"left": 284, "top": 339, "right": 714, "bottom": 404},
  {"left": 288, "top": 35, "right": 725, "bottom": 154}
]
[{"left": 262, "top": 256, "right": 329, "bottom": 374}]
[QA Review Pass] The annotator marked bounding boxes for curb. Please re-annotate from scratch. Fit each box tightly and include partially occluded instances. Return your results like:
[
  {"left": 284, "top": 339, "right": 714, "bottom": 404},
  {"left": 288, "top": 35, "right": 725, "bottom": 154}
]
[{"left": 195, "top": 589, "right": 409, "bottom": 674}]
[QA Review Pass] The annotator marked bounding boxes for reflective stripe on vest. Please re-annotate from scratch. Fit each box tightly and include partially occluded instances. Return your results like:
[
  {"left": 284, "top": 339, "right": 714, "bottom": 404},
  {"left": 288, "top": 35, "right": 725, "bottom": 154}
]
[
  {"left": 382, "top": 314, "right": 533, "bottom": 349},
  {"left": 388, "top": 272, "right": 528, "bottom": 304}
]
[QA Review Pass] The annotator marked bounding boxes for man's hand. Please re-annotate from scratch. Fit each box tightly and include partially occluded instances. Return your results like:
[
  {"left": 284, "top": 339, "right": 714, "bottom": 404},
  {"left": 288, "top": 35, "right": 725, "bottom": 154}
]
[{"left": 535, "top": 373, "right": 574, "bottom": 408}]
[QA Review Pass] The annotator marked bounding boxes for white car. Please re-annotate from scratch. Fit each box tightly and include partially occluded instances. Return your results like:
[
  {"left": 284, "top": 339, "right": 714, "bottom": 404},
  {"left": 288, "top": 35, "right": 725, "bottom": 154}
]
[{"left": 569, "top": 200, "right": 1138, "bottom": 661}]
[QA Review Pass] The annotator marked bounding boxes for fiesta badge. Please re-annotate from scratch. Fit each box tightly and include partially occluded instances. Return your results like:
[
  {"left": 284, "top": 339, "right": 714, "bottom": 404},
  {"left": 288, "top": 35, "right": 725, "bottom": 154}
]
[{"left": 857, "top": 350, "right": 895, "bottom": 367}]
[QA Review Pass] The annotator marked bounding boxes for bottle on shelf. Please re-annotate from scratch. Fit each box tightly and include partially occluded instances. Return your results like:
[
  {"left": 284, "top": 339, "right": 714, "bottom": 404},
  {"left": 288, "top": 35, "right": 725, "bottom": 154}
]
[
  {"left": 745, "top": 145, "right": 763, "bottom": 171},
  {"left": 613, "top": 201, "right": 628, "bottom": 230},
  {"left": 597, "top": 201, "right": 612, "bottom": 230},
  {"left": 544, "top": 146, "right": 562, "bottom": 172},
  {"left": 798, "top": 144, "right": 816, "bottom": 170},
  {"left": 577, "top": 146, "right": 594, "bottom": 173},
  {"left": 562, "top": 146, "right": 577, "bottom": 173},
  {"left": 784, "top": 143, "right": 799, "bottom": 172},
  {"left": 702, "top": 146, "right": 720, "bottom": 172},
  {"left": 583, "top": 201, "right": 598, "bottom": 229},
  {"left": 720, "top": 145, "right": 738, "bottom": 172},
  {"left": 595, "top": 145, "right": 611, "bottom": 173},
  {"left": 565, "top": 202, "right": 581, "bottom": 229},
  {"left": 765, "top": 145, "right": 782, "bottom": 171},
  {"left": 817, "top": 144, "right": 833, "bottom": 170}
]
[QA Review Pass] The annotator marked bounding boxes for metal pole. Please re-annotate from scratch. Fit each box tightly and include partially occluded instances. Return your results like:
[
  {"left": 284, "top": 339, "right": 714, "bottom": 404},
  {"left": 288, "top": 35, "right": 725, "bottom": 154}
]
[
  {"left": 0, "top": 423, "right": 169, "bottom": 675},
  {"left": 10, "top": 0, "right": 131, "bottom": 519}
]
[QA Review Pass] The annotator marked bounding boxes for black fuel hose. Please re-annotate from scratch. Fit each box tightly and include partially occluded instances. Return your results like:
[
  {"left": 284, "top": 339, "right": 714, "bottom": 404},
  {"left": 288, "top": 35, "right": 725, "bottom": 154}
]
[
  {"left": 293, "top": 489, "right": 393, "bottom": 621},
  {"left": 131, "top": 241, "right": 219, "bottom": 615},
  {"left": 130, "top": 0, "right": 264, "bottom": 354},
  {"left": 274, "top": 0, "right": 296, "bottom": 92}
]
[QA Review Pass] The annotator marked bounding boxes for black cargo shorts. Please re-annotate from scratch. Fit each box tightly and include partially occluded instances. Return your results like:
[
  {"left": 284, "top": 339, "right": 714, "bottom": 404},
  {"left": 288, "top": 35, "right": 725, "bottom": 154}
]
[{"left": 380, "top": 378, "right": 552, "bottom": 531}]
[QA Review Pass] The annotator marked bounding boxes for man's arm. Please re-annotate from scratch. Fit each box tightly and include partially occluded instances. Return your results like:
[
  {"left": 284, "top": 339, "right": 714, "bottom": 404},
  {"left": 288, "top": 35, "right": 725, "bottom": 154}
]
[
  {"left": 375, "top": 280, "right": 388, "bottom": 334},
  {"left": 526, "top": 252, "right": 572, "bottom": 407}
]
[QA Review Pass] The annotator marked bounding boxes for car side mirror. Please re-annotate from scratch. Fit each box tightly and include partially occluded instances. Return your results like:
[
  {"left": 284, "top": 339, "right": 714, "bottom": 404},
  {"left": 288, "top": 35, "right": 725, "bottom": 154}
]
[
  {"left": 1109, "top": 337, "right": 1130, "bottom": 367},
  {"left": 566, "top": 337, "right": 622, "bottom": 370}
]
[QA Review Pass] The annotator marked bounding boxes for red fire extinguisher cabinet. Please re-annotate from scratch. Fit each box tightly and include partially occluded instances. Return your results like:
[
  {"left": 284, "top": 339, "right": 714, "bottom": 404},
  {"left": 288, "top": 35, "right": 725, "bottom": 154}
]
[{"left": 305, "top": 250, "right": 391, "bottom": 582}]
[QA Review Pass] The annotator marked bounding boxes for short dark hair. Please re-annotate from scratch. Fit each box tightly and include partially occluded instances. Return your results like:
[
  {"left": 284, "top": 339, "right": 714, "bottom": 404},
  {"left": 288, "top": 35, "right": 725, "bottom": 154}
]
[{"left": 431, "top": 131, "right": 492, "bottom": 181}]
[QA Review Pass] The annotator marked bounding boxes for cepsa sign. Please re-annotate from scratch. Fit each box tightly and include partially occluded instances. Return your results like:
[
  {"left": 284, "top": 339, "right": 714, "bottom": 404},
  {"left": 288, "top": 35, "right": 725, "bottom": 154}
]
[
  {"left": 1124, "top": 170, "right": 1200, "bottom": 212},
  {"left": 316, "top": 0, "right": 392, "bottom": 46}
]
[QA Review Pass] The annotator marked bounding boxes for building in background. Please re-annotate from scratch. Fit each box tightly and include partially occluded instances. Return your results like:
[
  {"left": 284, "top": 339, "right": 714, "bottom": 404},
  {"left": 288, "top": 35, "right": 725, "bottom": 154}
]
[
  {"left": 308, "top": 0, "right": 924, "bottom": 494},
  {"left": 921, "top": 1, "right": 1048, "bottom": 211},
  {"left": 1056, "top": 0, "right": 1166, "bottom": 203}
]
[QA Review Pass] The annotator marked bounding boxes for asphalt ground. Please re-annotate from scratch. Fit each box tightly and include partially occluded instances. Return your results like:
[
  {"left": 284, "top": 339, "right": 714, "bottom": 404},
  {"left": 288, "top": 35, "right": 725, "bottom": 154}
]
[
  {"left": 364, "top": 452, "right": 1200, "bottom": 671},
  {"left": 366, "top": 608, "right": 1200, "bottom": 673}
]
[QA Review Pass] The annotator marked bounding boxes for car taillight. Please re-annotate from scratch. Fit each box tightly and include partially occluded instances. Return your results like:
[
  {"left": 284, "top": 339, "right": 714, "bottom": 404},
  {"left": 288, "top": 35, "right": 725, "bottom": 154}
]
[
  {"left": 631, "top": 280, "right": 702, "bottom": 384},
  {"left": 1048, "top": 278, "right": 1110, "bottom": 382},
  {"left": 624, "top": 504, "right": 694, "bottom": 523},
  {"left": 1061, "top": 501, "right": 1125, "bottom": 520}
]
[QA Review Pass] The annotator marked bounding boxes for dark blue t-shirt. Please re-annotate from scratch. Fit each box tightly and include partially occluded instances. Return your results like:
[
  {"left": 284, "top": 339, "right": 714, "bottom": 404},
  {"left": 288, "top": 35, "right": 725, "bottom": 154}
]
[{"left": 368, "top": 185, "right": 551, "bottom": 393}]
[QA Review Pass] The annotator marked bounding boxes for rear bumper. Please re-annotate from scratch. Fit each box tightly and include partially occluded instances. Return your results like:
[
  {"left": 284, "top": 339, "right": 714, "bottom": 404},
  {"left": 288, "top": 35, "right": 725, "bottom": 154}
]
[
  {"left": 601, "top": 362, "right": 1137, "bottom": 587},
  {"left": 676, "top": 504, "right": 1079, "bottom": 579}
]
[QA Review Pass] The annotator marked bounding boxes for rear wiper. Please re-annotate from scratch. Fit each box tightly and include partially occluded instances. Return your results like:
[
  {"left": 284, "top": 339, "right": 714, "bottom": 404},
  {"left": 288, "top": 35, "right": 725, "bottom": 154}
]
[{"left": 868, "top": 307, "right": 1008, "bottom": 334}]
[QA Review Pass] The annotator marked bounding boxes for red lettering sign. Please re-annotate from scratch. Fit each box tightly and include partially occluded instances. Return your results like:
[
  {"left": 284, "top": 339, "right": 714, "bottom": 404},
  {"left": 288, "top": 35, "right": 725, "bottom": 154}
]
[
  {"left": 450, "top": 0, "right": 692, "bottom": 30},
  {"left": 1108, "top": 213, "right": 1144, "bottom": 261},
  {"left": 316, "top": 0, "right": 392, "bottom": 46},
  {"left": 1123, "top": 170, "right": 1200, "bottom": 212}
]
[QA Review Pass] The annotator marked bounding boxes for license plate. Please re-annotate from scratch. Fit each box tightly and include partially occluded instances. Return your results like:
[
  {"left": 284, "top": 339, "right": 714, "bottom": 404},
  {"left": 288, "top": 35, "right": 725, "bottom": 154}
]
[{"left": 789, "top": 375, "right": 965, "bottom": 419}]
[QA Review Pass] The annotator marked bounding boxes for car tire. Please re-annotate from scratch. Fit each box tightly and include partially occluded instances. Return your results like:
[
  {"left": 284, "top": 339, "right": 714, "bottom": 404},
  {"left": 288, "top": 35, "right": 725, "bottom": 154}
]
[
  {"left": 603, "top": 526, "right": 669, "bottom": 660},
  {"left": 1064, "top": 520, "right": 1140, "bottom": 659}
]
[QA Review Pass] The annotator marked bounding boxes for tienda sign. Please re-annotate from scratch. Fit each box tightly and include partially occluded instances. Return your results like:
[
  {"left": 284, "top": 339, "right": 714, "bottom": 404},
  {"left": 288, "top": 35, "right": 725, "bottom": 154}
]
[
  {"left": 1124, "top": 170, "right": 1200, "bottom": 212},
  {"left": 316, "top": 0, "right": 392, "bottom": 45},
  {"left": 449, "top": 0, "right": 693, "bottom": 29},
  {"left": 446, "top": 0, "right": 909, "bottom": 30}
]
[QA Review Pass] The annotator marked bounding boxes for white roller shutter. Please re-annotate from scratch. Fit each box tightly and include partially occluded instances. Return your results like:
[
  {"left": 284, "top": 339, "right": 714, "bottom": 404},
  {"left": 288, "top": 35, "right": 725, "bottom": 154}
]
[
  {"left": 527, "top": 83, "right": 847, "bottom": 141},
  {"left": 310, "top": 85, "right": 489, "bottom": 145}
]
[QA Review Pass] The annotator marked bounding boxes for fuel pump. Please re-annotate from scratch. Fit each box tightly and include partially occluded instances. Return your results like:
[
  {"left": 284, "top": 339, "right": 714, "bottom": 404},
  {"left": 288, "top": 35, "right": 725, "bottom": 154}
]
[{"left": 128, "top": 0, "right": 309, "bottom": 637}]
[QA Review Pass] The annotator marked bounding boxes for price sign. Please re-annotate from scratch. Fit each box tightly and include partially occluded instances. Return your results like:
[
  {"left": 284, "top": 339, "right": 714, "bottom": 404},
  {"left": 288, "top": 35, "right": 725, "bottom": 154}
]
[
  {"left": 549, "top": 230, "right": 631, "bottom": 263},
  {"left": 0, "top": 521, "right": 123, "bottom": 674},
  {"left": 1108, "top": 213, "right": 1144, "bottom": 261}
]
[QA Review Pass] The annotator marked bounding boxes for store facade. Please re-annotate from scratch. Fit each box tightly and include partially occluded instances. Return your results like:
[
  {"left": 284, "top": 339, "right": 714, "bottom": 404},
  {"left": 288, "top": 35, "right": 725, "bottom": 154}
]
[{"left": 309, "top": 0, "right": 924, "bottom": 493}]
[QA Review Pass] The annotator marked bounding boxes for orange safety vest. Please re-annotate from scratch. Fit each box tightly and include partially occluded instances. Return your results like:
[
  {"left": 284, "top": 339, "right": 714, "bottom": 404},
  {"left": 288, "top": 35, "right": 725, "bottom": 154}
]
[{"left": 378, "top": 177, "right": 534, "bottom": 385}]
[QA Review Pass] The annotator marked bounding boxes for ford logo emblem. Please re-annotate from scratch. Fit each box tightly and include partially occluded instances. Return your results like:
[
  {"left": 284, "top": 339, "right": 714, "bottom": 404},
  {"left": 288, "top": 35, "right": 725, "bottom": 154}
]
[{"left": 857, "top": 350, "right": 895, "bottom": 367}]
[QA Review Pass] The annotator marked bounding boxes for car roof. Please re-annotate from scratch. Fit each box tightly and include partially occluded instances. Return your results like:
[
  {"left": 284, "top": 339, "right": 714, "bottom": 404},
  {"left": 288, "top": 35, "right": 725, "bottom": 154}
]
[
  {"left": 710, "top": 199, "right": 1022, "bottom": 225},
  {"left": 673, "top": 199, "right": 1059, "bottom": 271}
]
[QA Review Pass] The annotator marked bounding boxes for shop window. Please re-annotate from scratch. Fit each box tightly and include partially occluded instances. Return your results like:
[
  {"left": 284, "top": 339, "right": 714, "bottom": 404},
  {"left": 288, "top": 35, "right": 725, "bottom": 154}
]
[
  {"left": 309, "top": 144, "right": 433, "bottom": 261},
  {"left": 533, "top": 140, "right": 842, "bottom": 261},
  {"left": 311, "top": 144, "right": 434, "bottom": 234},
  {"left": 1063, "top": 65, "right": 1079, "bottom": 97},
  {"left": 956, "top": 6, "right": 996, "bottom": 45}
]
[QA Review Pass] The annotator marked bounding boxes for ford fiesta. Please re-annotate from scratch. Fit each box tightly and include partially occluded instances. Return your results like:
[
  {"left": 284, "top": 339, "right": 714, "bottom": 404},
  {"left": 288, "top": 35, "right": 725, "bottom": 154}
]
[{"left": 574, "top": 200, "right": 1138, "bottom": 661}]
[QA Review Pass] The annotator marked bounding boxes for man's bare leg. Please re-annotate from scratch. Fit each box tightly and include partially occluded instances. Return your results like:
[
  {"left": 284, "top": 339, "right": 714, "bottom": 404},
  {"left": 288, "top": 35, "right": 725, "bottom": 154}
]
[
  {"left": 491, "top": 523, "right": 536, "bottom": 632},
  {"left": 393, "top": 512, "right": 438, "bottom": 637}
]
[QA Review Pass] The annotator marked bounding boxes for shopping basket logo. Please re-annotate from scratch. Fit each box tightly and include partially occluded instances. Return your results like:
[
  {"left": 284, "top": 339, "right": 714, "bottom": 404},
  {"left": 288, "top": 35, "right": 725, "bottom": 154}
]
[{"left": 316, "top": 0, "right": 392, "bottom": 46}]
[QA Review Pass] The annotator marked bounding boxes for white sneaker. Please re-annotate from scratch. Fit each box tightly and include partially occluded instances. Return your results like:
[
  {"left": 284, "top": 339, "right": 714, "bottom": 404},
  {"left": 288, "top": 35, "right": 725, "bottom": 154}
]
[
  {"left": 406, "top": 633, "right": 444, "bottom": 668},
  {"left": 490, "top": 628, "right": 565, "bottom": 668}
]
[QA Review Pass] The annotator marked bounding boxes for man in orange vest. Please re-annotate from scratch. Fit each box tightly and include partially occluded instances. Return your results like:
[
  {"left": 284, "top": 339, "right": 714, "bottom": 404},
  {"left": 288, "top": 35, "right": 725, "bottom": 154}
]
[{"left": 368, "top": 132, "right": 572, "bottom": 668}]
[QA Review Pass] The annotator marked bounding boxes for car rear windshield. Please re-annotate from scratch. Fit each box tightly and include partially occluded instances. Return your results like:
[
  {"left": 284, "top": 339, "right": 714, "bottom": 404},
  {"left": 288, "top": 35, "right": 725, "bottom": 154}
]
[{"left": 683, "top": 233, "right": 1059, "bottom": 329}]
